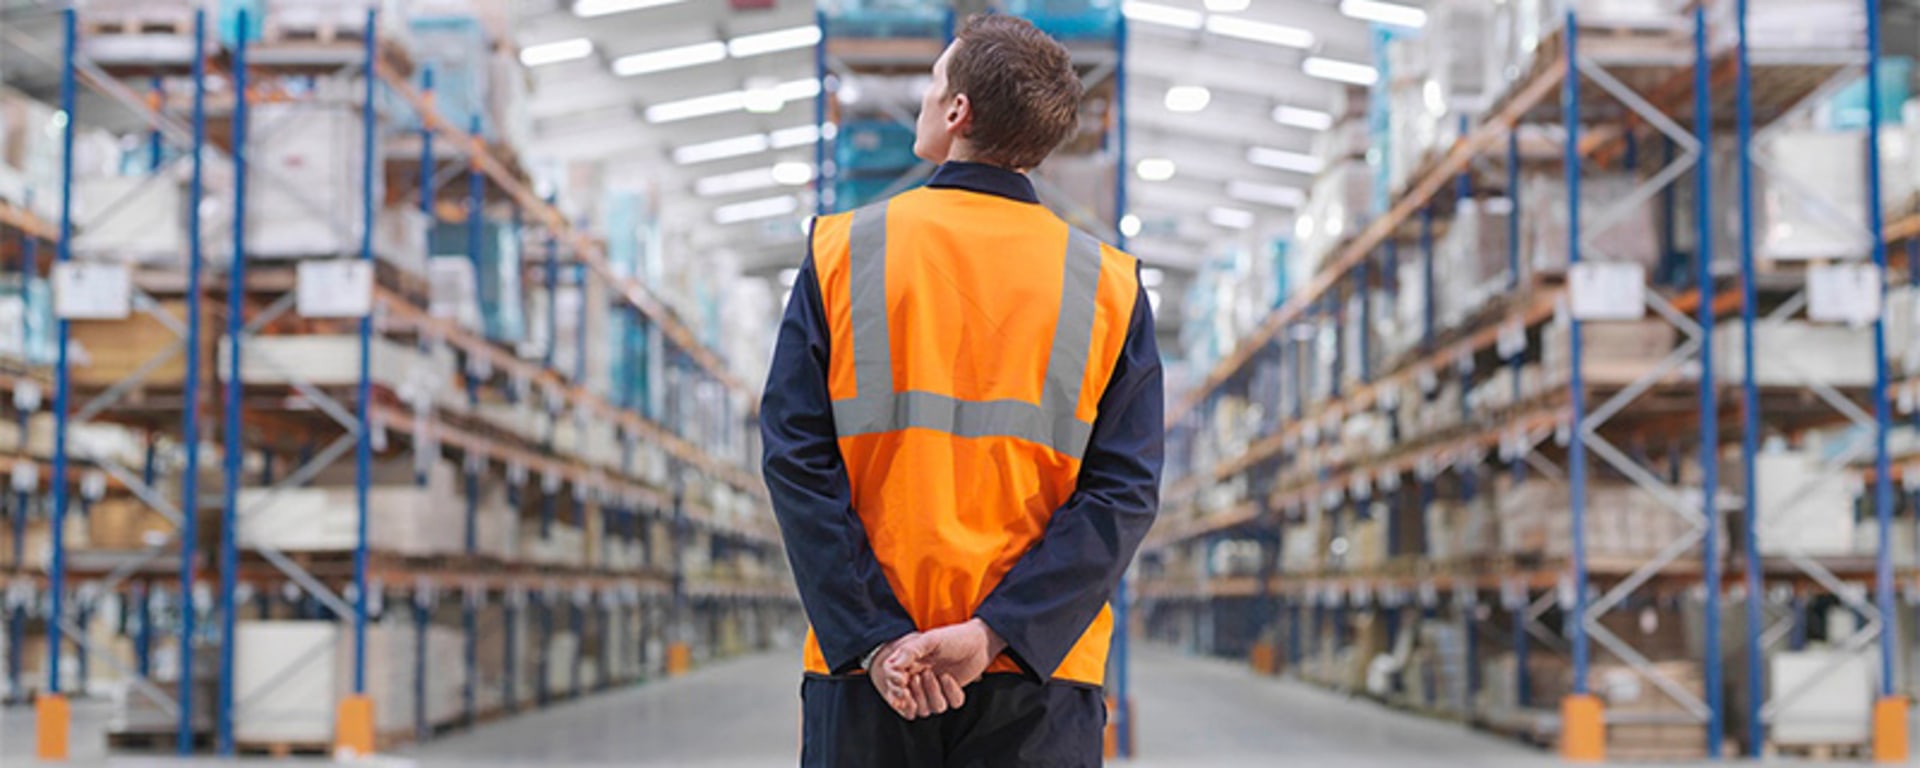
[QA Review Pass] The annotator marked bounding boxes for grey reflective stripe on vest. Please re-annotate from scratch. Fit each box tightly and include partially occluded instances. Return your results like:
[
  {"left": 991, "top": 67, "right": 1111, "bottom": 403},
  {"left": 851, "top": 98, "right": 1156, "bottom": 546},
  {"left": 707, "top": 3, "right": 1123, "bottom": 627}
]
[{"left": 830, "top": 201, "right": 1106, "bottom": 460}]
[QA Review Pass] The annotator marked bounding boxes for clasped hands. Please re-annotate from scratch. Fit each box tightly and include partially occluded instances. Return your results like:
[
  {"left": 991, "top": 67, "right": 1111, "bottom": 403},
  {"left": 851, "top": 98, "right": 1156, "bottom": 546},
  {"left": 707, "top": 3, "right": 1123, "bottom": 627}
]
[{"left": 868, "top": 618, "right": 1007, "bottom": 720}]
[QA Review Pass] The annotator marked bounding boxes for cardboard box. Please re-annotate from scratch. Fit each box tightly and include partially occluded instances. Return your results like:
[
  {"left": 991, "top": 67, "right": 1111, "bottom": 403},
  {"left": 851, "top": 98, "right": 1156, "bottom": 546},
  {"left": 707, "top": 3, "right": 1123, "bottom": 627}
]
[{"left": 69, "top": 300, "right": 216, "bottom": 389}]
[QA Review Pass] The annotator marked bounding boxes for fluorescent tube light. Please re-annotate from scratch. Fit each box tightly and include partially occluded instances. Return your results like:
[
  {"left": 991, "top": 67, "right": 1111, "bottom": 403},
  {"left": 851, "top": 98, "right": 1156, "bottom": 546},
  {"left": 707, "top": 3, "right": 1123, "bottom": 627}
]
[
  {"left": 673, "top": 134, "right": 772, "bottom": 165},
  {"left": 520, "top": 38, "right": 593, "bottom": 68},
  {"left": 695, "top": 168, "right": 780, "bottom": 197},
  {"left": 714, "top": 195, "right": 799, "bottom": 225},
  {"left": 1339, "top": 0, "right": 1428, "bottom": 29},
  {"left": 1208, "top": 206, "right": 1255, "bottom": 230},
  {"left": 771, "top": 124, "right": 825, "bottom": 148},
  {"left": 1272, "top": 105, "right": 1335, "bottom": 131},
  {"left": 771, "top": 161, "right": 815, "bottom": 186},
  {"left": 573, "top": 0, "right": 684, "bottom": 19},
  {"left": 1141, "top": 266, "right": 1164, "bottom": 287},
  {"left": 645, "top": 79, "right": 819, "bottom": 123},
  {"left": 1135, "top": 158, "right": 1177, "bottom": 182},
  {"left": 1120, "top": 1, "right": 1203, "bottom": 30},
  {"left": 1205, "top": 0, "right": 1250, "bottom": 11},
  {"left": 1205, "top": 16, "right": 1314, "bottom": 49},
  {"left": 1164, "top": 85, "right": 1211, "bottom": 113},
  {"left": 1303, "top": 57, "right": 1380, "bottom": 86},
  {"left": 613, "top": 41, "right": 726, "bottom": 77},
  {"left": 646, "top": 90, "right": 747, "bottom": 123},
  {"left": 1247, "top": 147, "right": 1325, "bottom": 175},
  {"left": 728, "top": 25, "right": 823, "bottom": 58}
]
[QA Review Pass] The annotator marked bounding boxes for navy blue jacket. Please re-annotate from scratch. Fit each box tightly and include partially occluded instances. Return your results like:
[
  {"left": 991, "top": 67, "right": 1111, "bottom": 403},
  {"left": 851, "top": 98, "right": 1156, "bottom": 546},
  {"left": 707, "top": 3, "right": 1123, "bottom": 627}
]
[{"left": 759, "top": 162, "right": 1165, "bottom": 682}]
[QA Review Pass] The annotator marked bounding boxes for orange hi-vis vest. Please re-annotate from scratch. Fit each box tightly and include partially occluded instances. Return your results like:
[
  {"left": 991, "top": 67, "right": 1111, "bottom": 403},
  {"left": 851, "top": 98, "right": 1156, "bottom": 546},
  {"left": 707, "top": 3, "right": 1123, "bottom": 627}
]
[{"left": 799, "top": 187, "right": 1141, "bottom": 686}]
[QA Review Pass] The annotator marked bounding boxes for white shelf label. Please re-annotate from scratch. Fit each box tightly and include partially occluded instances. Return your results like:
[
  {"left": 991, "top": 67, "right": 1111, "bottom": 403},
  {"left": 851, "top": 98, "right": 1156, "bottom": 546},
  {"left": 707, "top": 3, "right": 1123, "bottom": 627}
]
[
  {"left": 296, "top": 259, "right": 374, "bottom": 319},
  {"left": 1568, "top": 262, "right": 1646, "bottom": 321},
  {"left": 52, "top": 262, "right": 131, "bottom": 320},
  {"left": 10, "top": 462, "right": 36, "bottom": 493},
  {"left": 1808, "top": 263, "right": 1882, "bottom": 326},
  {"left": 1497, "top": 320, "right": 1527, "bottom": 360}
]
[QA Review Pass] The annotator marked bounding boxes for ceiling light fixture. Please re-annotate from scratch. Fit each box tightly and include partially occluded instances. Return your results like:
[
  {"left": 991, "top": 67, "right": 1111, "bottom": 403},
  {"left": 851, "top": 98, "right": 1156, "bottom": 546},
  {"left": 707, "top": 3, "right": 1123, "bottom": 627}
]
[
  {"left": 573, "top": 0, "right": 685, "bottom": 19},
  {"left": 612, "top": 41, "right": 726, "bottom": 77},
  {"left": 695, "top": 168, "right": 780, "bottom": 197},
  {"left": 728, "top": 25, "right": 823, "bottom": 58},
  {"left": 771, "top": 123, "right": 831, "bottom": 148},
  {"left": 1204, "top": 0, "right": 1250, "bottom": 11},
  {"left": 519, "top": 38, "right": 594, "bottom": 68},
  {"left": 1120, "top": 214, "right": 1143, "bottom": 239},
  {"left": 1339, "top": 0, "right": 1428, "bottom": 29},
  {"left": 1163, "top": 85, "right": 1211, "bottom": 113},
  {"left": 673, "top": 134, "right": 772, "bottom": 165},
  {"left": 1303, "top": 56, "right": 1380, "bottom": 86},
  {"left": 1120, "top": 1, "right": 1204, "bottom": 30},
  {"left": 771, "top": 161, "right": 815, "bottom": 186},
  {"left": 1208, "top": 206, "right": 1255, "bottom": 230},
  {"left": 645, "top": 78, "right": 820, "bottom": 123},
  {"left": 1247, "top": 147, "right": 1325, "bottom": 175},
  {"left": 1227, "top": 180, "right": 1307, "bottom": 208},
  {"left": 674, "top": 125, "right": 829, "bottom": 165},
  {"left": 1135, "top": 158, "right": 1177, "bottom": 182},
  {"left": 1272, "top": 105, "right": 1335, "bottom": 131},
  {"left": 1140, "top": 267, "right": 1164, "bottom": 288},
  {"left": 714, "top": 195, "right": 799, "bottom": 225},
  {"left": 1204, "top": 15, "right": 1315, "bottom": 49}
]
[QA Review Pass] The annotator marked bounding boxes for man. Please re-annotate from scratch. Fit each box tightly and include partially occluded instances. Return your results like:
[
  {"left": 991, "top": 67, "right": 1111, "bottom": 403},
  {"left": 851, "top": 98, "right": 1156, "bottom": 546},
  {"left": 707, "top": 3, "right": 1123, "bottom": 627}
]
[{"left": 761, "top": 14, "right": 1162, "bottom": 767}]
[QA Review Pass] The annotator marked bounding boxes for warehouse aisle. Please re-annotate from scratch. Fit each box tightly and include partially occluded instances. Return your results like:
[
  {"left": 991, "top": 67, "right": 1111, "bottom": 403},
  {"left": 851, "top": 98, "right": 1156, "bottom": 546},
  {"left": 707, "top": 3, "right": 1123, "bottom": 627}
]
[
  {"left": 3, "top": 647, "right": 1851, "bottom": 766},
  {"left": 407, "top": 646, "right": 1552, "bottom": 767}
]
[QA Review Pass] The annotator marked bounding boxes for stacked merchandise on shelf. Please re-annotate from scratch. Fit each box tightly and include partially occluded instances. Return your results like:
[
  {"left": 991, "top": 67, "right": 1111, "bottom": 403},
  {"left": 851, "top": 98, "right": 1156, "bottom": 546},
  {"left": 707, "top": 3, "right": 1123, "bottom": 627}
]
[
  {"left": 232, "top": 615, "right": 465, "bottom": 745},
  {"left": 835, "top": 120, "right": 922, "bottom": 213},
  {"left": 823, "top": 0, "right": 947, "bottom": 38}
]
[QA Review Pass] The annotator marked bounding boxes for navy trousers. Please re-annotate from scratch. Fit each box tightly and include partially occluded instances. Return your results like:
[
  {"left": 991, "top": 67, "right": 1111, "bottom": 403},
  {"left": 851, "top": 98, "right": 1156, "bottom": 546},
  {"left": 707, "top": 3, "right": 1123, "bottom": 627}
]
[{"left": 800, "top": 673, "right": 1105, "bottom": 767}]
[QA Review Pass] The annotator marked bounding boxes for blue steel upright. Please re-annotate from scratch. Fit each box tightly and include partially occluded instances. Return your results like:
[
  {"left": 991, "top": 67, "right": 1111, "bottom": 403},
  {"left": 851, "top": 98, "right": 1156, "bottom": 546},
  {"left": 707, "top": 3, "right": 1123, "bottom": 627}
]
[
  {"left": 352, "top": 6, "right": 380, "bottom": 701},
  {"left": 46, "top": 4, "right": 78, "bottom": 710},
  {"left": 217, "top": 10, "right": 252, "bottom": 755},
  {"left": 1863, "top": 0, "right": 1898, "bottom": 706},
  {"left": 1732, "top": 0, "right": 1765, "bottom": 752},
  {"left": 1689, "top": 6, "right": 1724, "bottom": 754},
  {"left": 178, "top": 8, "right": 210, "bottom": 754},
  {"left": 1562, "top": 10, "right": 1592, "bottom": 701}
]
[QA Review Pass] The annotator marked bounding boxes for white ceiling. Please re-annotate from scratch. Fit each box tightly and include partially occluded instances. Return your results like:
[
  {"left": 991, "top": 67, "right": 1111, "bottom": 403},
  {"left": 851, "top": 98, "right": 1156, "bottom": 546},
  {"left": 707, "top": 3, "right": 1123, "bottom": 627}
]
[{"left": 513, "top": 0, "right": 1403, "bottom": 336}]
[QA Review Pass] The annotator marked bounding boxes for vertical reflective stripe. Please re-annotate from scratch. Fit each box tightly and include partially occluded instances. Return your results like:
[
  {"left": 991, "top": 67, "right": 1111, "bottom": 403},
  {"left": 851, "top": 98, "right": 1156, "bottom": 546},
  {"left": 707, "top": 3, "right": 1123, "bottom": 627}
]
[
  {"left": 1043, "top": 227, "right": 1106, "bottom": 458},
  {"left": 848, "top": 204, "right": 892, "bottom": 401},
  {"left": 833, "top": 209, "right": 1105, "bottom": 459}
]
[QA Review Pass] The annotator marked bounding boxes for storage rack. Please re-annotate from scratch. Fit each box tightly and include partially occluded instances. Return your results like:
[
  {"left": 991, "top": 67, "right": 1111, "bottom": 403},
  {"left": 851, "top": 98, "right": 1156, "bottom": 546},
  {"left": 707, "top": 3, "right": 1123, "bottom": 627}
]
[
  {"left": 0, "top": 3, "right": 796, "bottom": 760},
  {"left": 810, "top": 0, "right": 1135, "bottom": 754},
  {"left": 1137, "top": 1, "right": 1917, "bottom": 761}
]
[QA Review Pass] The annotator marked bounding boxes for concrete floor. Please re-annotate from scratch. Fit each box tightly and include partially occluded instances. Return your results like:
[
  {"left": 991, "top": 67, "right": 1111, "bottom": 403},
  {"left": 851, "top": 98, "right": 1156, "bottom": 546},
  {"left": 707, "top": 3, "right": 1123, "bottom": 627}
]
[{"left": 0, "top": 647, "right": 1831, "bottom": 766}]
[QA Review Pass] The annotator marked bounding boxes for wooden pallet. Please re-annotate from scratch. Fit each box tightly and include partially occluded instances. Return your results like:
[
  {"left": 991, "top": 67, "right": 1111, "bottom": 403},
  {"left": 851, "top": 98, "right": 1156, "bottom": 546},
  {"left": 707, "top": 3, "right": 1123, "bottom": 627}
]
[
  {"left": 106, "top": 728, "right": 215, "bottom": 752},
  {"left": 235, "top": 740, "right": 330, "bottom": 758},
  {"left": 1763, "top": 740, "right": 1868, "bottom": 760},
  {"left": 260, "top": 17, "right": 368, "bottom": 47},
  {"left": 82, "top": 15, "right": 194, "bottom": 38}
]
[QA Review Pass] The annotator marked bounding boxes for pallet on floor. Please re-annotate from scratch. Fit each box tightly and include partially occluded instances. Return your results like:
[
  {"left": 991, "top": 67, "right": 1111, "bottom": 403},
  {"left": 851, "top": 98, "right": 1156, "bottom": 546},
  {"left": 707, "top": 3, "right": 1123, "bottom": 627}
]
[{"left": 106, "top": 728, "right": 215, "bottom": 753}]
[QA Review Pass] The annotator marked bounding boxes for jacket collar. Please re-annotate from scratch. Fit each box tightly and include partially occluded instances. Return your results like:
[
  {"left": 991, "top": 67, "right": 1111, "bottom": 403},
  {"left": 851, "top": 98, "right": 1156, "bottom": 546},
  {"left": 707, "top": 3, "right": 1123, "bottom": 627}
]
[{"left": 925, "top": 161, "right": 1041, "bottom": 205}]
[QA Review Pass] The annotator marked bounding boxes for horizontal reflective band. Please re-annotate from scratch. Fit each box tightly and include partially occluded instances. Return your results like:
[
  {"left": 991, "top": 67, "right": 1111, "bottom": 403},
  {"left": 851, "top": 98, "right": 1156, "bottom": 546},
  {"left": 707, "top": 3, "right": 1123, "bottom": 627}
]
[{"left": 834, "top": 391, "right": 1096, "bottom": 460}]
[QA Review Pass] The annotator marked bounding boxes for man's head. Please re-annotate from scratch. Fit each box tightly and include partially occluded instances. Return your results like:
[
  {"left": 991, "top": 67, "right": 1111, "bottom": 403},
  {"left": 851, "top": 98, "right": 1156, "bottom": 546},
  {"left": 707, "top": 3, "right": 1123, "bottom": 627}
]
[{"left": 913, "top": 15, "right": 1082, "bottom": 172}]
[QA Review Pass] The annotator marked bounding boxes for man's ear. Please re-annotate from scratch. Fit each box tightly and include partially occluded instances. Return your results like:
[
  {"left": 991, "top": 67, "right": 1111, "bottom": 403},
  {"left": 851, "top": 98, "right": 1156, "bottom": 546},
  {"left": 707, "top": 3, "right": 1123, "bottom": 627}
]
[{"left": 947, "top": 93, "right": 970, "bottom": 131}]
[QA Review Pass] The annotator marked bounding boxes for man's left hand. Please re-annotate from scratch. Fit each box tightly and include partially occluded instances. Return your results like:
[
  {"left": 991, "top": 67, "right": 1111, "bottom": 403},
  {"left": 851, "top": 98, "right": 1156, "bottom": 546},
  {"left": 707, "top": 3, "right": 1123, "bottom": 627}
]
[{"left": 880, "top": 619, "right": 1007, "bottom": 719}]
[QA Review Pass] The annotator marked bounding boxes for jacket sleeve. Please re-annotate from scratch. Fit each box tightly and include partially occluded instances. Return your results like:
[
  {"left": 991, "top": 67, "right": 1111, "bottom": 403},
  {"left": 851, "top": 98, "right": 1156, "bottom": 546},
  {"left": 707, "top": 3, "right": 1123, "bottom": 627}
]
[
  {"left": 760, "top": 254, "right": 920, "bottom": 674},
  {"left": 973, "top": 267, "right": 1164, "bottom": 681}
]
